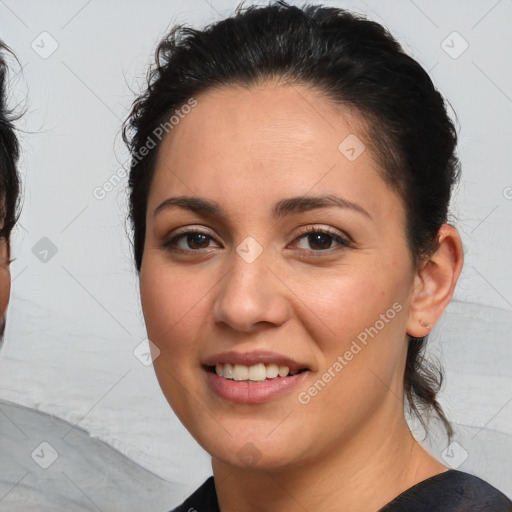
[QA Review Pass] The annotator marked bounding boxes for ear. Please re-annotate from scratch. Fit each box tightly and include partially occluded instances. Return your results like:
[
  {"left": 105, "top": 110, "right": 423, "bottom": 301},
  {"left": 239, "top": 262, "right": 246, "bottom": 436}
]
[{"left": 406, "top": 224, "right": 464, "bottom": 337}]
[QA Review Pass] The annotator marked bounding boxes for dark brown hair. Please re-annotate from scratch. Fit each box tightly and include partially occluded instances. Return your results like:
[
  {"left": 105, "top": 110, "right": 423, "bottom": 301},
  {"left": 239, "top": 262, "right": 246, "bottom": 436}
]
[{"left": 0, "top": 41, "right": 21, "bottom": 242}]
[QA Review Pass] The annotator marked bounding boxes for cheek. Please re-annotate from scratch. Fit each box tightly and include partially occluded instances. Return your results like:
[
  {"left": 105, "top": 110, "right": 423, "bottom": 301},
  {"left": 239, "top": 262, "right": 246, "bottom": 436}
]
[
  {"left": 139, "top": 255, "right": 213, "bottom": 356},
  {"left": 139, "top": 258, "right": 211, "bottom": 421},
  {"left": 296, "top": 264, "right": 405, "bottom": 341},
  {"left": 0, "top": 268, "right": 10, "bottom": 317},
  {"left": 291, "top": 263, "right": 409, "bottom": 395},
  {"left": 0, "top": 240, "right": 10, "bottom": 316}
]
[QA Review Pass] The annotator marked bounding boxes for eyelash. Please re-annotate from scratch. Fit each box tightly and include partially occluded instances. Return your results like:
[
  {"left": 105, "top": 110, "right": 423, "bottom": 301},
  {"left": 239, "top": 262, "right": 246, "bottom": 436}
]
[
  {"left": 294, "top": 226, "right": 351, "bottom": 253},
  {"left": 163, "top": 226, "right": 351, "bottom": 255}
]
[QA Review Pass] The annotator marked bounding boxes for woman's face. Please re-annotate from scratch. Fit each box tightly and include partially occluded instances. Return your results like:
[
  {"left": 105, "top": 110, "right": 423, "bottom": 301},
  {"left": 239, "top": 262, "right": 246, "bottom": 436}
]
[{"left": 140, "top": 83, "right": 418, "bottom": 470}]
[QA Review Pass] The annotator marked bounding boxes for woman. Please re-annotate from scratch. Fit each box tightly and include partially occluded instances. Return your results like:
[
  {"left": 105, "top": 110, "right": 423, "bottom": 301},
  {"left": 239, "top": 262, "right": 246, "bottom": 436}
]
[{"left": 123, "top": 2, "right": 512, "bottom": 510}]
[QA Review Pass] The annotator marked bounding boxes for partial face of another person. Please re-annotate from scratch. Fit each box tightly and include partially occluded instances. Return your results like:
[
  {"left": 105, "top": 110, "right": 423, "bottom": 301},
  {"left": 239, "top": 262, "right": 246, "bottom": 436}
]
[
  {"left": 0, "top": 235, "right": 10, "bottom": 336},
  {"left": 0, "top": 44, "right": 18, "bottom": 340},
  {"left": 139, "top": 83, "right": 427, "bottom": 469}
]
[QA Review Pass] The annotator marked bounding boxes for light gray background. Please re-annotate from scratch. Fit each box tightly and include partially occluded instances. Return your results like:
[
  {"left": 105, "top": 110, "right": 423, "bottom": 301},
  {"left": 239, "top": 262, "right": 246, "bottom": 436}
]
[{"left": 0, "top": 0, "right": 511, "bottom": 508}]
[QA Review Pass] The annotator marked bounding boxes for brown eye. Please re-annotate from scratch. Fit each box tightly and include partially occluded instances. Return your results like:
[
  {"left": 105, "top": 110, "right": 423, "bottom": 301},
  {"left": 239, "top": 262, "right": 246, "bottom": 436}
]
[
  {"left": 307, "top": 232, "right": 335, "bottom": 250},
  {"left": 293, "top": 227, "right": 350, "bottom": 252},
  {"left": 164, "top": 230, "right": 219, "bottom": 252},
  {"left": 186, "top": 233, "right": 210, "bottom": 249}
]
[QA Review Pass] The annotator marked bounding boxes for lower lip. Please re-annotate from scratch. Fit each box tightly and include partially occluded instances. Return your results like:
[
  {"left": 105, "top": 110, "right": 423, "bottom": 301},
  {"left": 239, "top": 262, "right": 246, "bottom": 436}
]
[{"left": 206, "top": 369, "right": 310, "bottom": 404}]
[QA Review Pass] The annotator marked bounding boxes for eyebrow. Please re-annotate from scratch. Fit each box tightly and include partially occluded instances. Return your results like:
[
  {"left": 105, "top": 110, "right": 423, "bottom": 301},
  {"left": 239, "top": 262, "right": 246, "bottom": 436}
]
[{"left": 154, "top": 194, "right": 372, "bottom": 220}]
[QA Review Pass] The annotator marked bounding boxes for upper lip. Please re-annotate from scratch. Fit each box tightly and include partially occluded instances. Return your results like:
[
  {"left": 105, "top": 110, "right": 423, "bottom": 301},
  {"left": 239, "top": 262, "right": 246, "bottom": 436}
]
[{"left": 203, "top": 350, "right": 309, "bottom": 372}]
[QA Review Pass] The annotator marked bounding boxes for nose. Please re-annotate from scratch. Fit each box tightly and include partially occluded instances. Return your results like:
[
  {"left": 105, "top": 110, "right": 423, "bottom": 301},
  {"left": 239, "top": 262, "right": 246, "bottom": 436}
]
[{"left": 212, "top": 246, "right": 290, "bottom": 333}]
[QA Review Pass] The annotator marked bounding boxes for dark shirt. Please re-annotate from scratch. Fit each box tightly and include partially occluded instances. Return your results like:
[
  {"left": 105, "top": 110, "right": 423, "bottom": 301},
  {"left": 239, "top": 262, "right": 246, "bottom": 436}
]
[{"left": 171, "top": 471, "right": 512, "bottom": 511}]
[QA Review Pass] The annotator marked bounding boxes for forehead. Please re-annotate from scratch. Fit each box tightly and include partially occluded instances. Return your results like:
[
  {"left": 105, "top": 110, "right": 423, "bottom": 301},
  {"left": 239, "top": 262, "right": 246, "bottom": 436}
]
[
  {"left": 159, "top": 82, "right": 368, "bottom": 163},
  {"left": 149, "top": 83, "right": 400, "bottom": 220}
]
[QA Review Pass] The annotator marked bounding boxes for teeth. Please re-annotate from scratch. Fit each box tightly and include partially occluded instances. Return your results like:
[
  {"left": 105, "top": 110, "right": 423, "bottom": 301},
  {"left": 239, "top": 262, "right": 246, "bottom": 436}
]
[
  {"left": 214, "top": 363, "right": 300, "bottom": 380},
  {"left": 248, "top": 363, "right": 266, "bottom": 381},
  {"left": 266, "top": 363, "right": 279, "bottom": 379},
  {"left": 224, "top": 363, "right": 233, "bottom": 379},
  {"left": 233, "top": 364, "right": 249, "bottom": 381},
  {"left": 278, "top": 365, "right": 289, "bottom": 377}
]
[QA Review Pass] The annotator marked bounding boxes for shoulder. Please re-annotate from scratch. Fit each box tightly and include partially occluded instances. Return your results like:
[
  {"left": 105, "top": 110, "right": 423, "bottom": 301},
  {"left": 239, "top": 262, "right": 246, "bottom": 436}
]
[
  {"left": 168, "top": 472, "right": 511, "bottom": 512},
  {"left": 380, "top": 470, "right": 512, "bottom": 512},
  {"left": 169, "top": 477, "right": 218, "bottom": 512}
]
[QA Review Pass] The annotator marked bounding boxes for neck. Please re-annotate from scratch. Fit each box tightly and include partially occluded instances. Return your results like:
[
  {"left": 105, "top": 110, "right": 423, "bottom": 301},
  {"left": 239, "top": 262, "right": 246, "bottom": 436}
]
[{"left": 212, "top": 411, "right": 445, "bottom": 512}]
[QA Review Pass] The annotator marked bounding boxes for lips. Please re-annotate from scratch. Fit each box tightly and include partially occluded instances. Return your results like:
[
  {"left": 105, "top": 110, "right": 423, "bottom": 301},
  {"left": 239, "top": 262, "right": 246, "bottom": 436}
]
[{"left": 203, "top": 350, "right": 311, "bottom": 404}]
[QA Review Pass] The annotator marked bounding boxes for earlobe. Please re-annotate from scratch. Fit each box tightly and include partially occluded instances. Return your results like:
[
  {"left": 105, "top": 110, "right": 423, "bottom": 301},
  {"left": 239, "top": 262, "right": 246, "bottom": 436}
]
[{"left": 406, "top": 224, "right": 464, "bottom": 338}]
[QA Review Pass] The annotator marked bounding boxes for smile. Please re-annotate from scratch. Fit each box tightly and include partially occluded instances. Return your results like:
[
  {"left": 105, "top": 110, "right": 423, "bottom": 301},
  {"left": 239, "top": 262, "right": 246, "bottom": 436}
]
[{"left": 213, "top": 362, "right": 305, "bottom": 381}]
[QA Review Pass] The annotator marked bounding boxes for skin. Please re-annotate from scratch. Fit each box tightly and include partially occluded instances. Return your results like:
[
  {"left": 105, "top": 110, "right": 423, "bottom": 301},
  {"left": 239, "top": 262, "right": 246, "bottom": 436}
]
[
  {"left": 0, "top": 236, "right": 10, "bottom": 337},
  {"left": 140, "top": 82, "right": 463, "bottom": 512}
]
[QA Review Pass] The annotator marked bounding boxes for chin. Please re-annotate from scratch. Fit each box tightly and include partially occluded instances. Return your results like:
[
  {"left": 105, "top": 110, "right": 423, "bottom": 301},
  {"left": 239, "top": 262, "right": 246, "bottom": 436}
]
[
  {"left": 214, "top": 448, "right": 296, "bottom": 471},
  {"left": 203, "top": 429, "right": 308, "bottom": 472}
]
